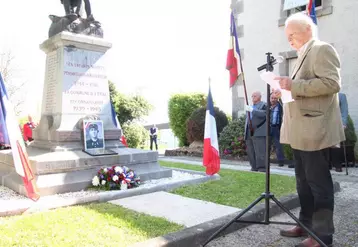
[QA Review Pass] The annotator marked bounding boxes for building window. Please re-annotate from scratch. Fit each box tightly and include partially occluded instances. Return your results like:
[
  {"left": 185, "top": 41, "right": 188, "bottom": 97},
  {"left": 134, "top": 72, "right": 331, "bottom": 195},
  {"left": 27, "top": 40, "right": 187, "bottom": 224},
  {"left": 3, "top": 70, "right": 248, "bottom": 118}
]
[
  {"left": 278, "top": 0, "right": 332, "bottom": 27},
  {"left": 294, "top": 0, "right": 322, "bottom": 12}
]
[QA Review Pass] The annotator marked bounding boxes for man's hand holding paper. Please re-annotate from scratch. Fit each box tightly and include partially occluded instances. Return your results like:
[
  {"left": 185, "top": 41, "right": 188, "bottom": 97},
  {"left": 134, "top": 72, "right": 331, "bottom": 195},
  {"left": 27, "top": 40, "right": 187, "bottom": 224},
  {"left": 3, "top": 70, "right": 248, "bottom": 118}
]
[{"left": 259, "top": 72, "right": 294, "bottom": 103}]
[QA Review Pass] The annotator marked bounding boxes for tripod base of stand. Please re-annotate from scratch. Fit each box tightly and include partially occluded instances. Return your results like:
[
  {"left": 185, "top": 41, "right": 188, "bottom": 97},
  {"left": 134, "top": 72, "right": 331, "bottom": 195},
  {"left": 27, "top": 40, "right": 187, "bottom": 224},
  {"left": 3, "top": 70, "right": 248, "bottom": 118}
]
[{"left": 202, "top": 192, "right": 329, "bottom": 247}]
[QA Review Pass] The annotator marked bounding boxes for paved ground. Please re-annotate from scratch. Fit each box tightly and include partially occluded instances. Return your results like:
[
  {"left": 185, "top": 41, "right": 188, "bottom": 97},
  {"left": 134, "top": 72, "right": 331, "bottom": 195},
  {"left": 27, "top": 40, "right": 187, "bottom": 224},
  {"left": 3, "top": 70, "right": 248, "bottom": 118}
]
[
  {"left": 207, "top": 181, "right": 358, "bottom": 247},
  {"left": 160, "top": 156, "right": 358, "bottom": 247},
  {"left": 110, "top": 191, "right": 241, "bottom": 227}
]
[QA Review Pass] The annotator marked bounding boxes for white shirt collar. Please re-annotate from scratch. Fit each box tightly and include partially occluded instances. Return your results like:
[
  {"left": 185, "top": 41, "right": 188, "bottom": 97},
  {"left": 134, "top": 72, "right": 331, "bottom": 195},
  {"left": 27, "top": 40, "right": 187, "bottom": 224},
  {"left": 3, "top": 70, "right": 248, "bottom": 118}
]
[{"left": 297, "top": 38, "right": 314, "bottom": 57}]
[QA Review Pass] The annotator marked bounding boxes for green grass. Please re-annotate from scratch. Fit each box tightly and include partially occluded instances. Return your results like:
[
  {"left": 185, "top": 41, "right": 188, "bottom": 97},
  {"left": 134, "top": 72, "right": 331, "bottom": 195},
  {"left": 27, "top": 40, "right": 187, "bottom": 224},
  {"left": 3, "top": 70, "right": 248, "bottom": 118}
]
[
  {"left": 0, "top": 203, "right": 183, "bottom": 247},
  {"left": 160, "top": 161, "right": 297, "bottom": 208}
]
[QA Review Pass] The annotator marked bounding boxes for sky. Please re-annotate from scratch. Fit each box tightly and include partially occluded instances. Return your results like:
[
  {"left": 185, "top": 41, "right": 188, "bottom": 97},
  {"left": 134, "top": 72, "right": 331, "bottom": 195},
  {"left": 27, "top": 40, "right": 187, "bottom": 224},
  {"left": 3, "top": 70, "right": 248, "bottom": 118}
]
[{"left": 0, "top": 0, "right": 232, "bottom": 124}]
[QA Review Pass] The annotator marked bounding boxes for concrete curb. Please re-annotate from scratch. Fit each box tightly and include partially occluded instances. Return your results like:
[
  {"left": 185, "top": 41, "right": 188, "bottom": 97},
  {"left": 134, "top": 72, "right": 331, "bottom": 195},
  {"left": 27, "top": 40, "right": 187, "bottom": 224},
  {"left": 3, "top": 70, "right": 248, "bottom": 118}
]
[
  {"left": 132, "top": 181, "right": 341, "bottom": 247},
  {"left": 1, "top": 168, "right": 219, "bottom": 216}
]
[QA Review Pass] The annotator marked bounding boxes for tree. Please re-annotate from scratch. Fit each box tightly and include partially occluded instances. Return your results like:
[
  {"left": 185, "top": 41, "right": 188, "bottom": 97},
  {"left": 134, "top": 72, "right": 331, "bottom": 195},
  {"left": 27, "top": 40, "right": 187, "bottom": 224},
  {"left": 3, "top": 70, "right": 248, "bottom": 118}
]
[
  {"left": 186, "top": 106, "right": 229, "bottom": 144},
  {"left": 168, "top": 93, "right": 206, "bottom": 146},
  {"left": 0, "top": 50, "right": 26, "bottom": 115},
  {"left": 109, "top": 81, "right": 152, "bottom": 126},
  {"left": 108, "top": 81, "right": 152, "bottom": 148}
]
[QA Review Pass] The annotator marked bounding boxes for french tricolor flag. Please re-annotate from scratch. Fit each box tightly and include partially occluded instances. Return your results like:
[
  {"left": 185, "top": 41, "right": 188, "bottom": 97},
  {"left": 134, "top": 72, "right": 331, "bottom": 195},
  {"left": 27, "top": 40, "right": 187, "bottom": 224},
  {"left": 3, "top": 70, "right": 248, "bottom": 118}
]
[
  {"left": 0, "top": 73, "right": 40, "bottom": 201},
  {"left": 226, "top": 12, "right": 242, "bottom": 88},
  {"left": 111, "top": 102, "right": 128, "bottom": 147},
  {"left": 203, "top": 85, "right": 220, "bottom": 175},
  {"left": 307, "top": 0, "right": 317, "bottom": 25}
]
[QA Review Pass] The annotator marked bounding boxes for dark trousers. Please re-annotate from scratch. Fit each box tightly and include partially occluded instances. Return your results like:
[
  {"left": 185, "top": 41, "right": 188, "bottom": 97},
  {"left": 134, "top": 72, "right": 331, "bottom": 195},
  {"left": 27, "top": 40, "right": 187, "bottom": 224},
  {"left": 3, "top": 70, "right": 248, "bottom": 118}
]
[
  {"left": 150, "top": 135, "right": 158, "bottom": 150},
  {"left": 83, "top": 0, "right": 92, "bottom": 17},
  {"left": 329, "top": 142, "right": 345, "bottom": 169},
  {"left": 292, "top": 148, "right": 334, "bottom": 241},
  {"left": 271, "top": 125, "right": 285, "bottom": 163},
  {"left": 246, "top": 136, "right": 266, "bottom": 171},
  {"left": 63, "top": 0, "right": 92, "bottom": 17}
]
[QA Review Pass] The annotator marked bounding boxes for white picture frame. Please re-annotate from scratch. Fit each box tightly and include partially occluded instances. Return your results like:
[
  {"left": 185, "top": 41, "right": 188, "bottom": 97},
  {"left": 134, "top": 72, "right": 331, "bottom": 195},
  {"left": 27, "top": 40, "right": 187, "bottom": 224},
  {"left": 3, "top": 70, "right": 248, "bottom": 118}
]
[{"left": 83, "top": 120, "right": 105, "bottom": 150}]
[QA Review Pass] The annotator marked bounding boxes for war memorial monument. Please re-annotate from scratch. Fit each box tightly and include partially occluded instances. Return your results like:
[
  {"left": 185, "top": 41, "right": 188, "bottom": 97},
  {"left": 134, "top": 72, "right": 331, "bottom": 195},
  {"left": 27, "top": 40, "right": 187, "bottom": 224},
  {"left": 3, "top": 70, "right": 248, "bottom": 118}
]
[{"left": 0, "top": 0, "right": 172, "bottom": 196}]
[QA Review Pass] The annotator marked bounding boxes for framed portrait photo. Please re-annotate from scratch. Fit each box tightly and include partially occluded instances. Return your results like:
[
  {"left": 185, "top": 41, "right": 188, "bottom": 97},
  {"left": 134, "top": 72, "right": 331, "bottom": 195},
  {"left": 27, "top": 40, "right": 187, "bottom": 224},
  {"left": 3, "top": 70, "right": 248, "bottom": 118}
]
[{"left": 83, "top": 120, "right": 105, "bottom": 151}]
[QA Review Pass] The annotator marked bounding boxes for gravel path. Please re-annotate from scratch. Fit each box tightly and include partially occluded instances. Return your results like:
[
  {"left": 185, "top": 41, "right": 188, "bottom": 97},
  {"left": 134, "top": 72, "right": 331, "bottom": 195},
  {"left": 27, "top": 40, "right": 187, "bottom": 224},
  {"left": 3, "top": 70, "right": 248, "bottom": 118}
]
[{"left": 207, "top": 181, "right": 358, "bottom": 247}]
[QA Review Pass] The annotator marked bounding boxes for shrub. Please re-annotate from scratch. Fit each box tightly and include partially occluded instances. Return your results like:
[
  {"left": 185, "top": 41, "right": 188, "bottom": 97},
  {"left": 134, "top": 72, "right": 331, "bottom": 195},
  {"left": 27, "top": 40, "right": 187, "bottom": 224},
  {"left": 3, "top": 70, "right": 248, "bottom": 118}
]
[
  {"left": 218, "top": 114, "right": 246, "bottom": 156},
  {"left": 186, "top": 106, "right": 228, "bottom": 144},
  {"left": 168, "top": 93, "right": 206, "bottom": 146},
  {"left": 283, "top": 144, "right": 293, "bottom": 160},
  {"left": 122, "top": 123, "right": 147, "bottom": 149},
  {"left": 223, "top": 137, "right": 247, "bottom": 156},
  {"left": 345, "top": 115, "right": 357, "bottom": 146}
]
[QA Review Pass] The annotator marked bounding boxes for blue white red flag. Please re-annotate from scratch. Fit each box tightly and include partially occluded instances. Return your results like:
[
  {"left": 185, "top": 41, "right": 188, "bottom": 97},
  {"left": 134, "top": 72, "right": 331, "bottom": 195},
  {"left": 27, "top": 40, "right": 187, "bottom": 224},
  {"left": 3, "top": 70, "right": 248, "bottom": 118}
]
[
  {"left": 111, "top": 103, "right": 120, "bottom": 128},
  {"left": 0, "top": 73, "right": 40, "bottom": 201},
  {"left": 111, "top": 102, "right": 128, "bottom": 147},
  {"left": 307, "top": 0, "right": 317, "bottom": 25},
  {"left": 226, "top": 12, "right": 242, "bottom": 88},
  {"left": 203, "top": 86, "right": 220, "bottom": 175}
]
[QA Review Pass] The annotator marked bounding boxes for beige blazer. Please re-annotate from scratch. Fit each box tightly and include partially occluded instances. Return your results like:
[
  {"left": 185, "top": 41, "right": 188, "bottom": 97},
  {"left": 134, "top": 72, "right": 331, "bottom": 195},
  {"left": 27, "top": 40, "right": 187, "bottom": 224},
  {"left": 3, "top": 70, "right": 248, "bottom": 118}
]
[{"left": 280, "top": 39, "right": 345, "bottom": 151}]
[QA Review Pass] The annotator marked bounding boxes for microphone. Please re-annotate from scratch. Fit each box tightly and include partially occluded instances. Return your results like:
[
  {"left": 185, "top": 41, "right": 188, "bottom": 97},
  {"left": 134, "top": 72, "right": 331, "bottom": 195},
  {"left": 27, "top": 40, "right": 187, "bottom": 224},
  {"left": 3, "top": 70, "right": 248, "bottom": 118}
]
[{"left": 257, "top": 55, "right": 284, "bottom": 72}]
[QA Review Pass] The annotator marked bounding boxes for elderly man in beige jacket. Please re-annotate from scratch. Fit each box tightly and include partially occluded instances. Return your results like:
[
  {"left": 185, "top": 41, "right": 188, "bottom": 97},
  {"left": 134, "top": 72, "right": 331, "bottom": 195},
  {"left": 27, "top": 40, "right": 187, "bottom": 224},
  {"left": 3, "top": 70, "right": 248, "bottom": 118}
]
[{"left": 273, "top": 13, "right": 345, "bottom": 247}]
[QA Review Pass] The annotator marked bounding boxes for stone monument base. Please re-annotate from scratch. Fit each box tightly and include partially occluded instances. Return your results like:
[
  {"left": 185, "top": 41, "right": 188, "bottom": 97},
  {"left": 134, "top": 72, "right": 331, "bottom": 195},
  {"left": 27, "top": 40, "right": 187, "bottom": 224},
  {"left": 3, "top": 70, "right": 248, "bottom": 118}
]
[{"left": 0, "top": 147, "right": 172, "bottom": 196}]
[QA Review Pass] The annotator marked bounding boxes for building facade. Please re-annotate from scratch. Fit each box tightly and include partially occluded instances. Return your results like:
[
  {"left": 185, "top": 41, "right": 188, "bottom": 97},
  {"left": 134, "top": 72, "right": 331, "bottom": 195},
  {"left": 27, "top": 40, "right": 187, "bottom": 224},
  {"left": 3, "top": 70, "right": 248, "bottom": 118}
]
[{"left": 231, "top": 0, "right": 358, "bottom": 153}]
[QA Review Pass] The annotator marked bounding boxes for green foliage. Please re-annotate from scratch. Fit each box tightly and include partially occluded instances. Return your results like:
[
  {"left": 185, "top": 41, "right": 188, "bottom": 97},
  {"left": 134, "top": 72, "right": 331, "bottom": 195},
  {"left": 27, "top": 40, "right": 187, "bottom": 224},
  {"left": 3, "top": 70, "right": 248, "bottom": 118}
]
[
  {"left": 108, "top": 80, "right": 119, "bottom": 100},
  {"left": 283, "top": 144, "right": 294, "bottom": 160},
  {"left": 122, "top": 123, "right": 148, "bottom": 149},
  {"left": 0, "top": 203, "right": 183, "bottom": 247},
  {"left": 345, "top": 115, "right": 357, "bottom": 146},
  {"left": 109, "top": 81, "right": 152, "bottom": 126},
  {"left": 168, "top": 93, "right": 206, "bottom": 146},
  {"left": 160, "top": 161, "right": 296, "bottom": 209},
  {"left": 18, "top": 116, "right": 28, "bottom": 127},
  {"left": 218, "top": 114, "right": 246, "bottom": 156},
  {"left": 186, "top": 106, "right": 228, "bottom": 144}
]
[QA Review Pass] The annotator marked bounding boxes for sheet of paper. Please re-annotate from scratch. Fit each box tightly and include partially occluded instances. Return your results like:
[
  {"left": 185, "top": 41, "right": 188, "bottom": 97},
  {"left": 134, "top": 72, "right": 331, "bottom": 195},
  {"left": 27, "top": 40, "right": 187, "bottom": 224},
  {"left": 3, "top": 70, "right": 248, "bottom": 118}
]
[{"left": 259, "top": 71, "right": 294, "bottom": 103}]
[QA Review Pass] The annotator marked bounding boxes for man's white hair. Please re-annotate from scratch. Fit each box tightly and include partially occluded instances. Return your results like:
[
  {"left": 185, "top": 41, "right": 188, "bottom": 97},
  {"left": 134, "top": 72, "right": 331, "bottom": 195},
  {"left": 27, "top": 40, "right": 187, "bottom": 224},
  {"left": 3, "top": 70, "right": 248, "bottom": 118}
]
[
  {"left": 285, "top": 12, "right": 318, "bottom": 38},
  {"left": 252, "top": 91, "right": 262, "bottom": 97}
]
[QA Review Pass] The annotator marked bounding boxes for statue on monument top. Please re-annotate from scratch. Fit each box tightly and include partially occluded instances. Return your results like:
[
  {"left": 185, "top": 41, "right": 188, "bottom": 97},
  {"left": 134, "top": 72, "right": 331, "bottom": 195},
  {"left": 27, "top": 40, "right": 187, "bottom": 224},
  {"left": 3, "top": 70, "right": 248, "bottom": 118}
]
[
  {"left": 61, "top": 0, "right": 94, "bottom": 21},
  {"left": 48, "top": 0, "right": 103, "bottom": 38}
]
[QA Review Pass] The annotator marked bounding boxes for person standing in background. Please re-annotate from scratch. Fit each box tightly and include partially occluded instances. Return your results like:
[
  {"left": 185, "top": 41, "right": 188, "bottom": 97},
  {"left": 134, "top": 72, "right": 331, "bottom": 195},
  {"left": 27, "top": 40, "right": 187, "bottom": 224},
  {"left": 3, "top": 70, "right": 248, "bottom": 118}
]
[
  {"left": 330, "top": 92, "right": 349, "bottom": 172},
  {"left": 23, "top": 115, "right": 37, "bottom": 145},
  {"left": 149, "top": 124, "right": 158, "bottom": 151},
  {"left": 244, "top": 91, "right": 267, "bottom": 172},
  {"left": 270, "top": 93, "right": 285, "bottom": 167}
]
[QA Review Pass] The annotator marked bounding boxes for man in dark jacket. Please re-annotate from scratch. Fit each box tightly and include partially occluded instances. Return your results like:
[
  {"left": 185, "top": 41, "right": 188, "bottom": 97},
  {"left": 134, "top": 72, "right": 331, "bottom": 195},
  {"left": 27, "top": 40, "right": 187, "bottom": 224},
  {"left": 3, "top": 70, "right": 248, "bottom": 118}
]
[{"left": 244, "top": 91, "right": 267, "bottom": 172}]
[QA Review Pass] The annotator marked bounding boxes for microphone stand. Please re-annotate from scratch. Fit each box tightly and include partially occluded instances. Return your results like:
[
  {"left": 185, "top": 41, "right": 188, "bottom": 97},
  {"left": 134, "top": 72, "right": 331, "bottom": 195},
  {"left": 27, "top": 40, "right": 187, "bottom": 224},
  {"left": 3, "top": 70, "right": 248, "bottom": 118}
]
[{"left": 201, "top": 52, "right": 328, "bottom": 247}]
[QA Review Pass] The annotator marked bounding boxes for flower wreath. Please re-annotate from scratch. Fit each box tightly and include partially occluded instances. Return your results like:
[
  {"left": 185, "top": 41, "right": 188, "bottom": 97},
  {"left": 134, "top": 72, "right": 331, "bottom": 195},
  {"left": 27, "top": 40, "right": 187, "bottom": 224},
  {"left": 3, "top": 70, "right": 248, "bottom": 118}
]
[{"left": 92, "top": 165, "right": 140, "bottom": 190}]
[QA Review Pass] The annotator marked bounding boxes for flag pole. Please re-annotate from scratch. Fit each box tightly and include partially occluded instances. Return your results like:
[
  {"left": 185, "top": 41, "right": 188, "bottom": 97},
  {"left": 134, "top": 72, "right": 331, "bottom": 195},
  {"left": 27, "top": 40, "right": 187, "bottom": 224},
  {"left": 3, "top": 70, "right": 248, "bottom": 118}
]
[{"left": 231, "top": 13, "right": 253, "bottom": 135}]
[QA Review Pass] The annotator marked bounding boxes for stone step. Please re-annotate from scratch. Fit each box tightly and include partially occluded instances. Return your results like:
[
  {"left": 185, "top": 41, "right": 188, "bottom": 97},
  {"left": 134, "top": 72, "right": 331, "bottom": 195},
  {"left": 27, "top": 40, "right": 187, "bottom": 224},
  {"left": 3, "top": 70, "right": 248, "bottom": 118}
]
[
  {"left": 0, "top": 147, "right": 172, "bottom": 196},
  {"left": 2, "top": 165, "right": 172, "bottom": 196}
]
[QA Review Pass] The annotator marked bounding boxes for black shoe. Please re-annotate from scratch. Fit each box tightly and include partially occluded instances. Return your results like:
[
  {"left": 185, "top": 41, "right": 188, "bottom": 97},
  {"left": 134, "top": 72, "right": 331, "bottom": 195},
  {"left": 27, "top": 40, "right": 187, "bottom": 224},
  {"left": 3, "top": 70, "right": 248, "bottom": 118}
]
[
  {"left": 278, "top": 162, "right": 284, "bottom": 167},
  {"left": 288, "top": 164, "right": 294, "bottom": 168}
]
